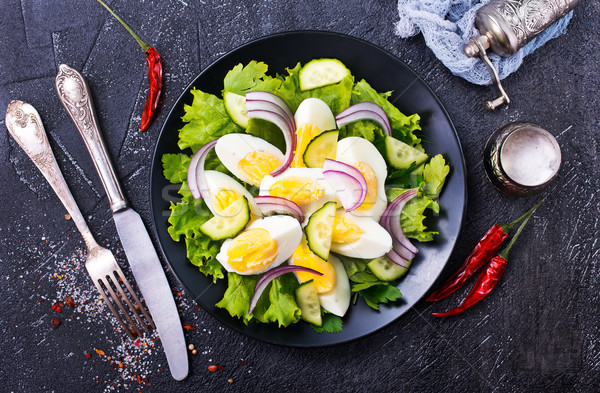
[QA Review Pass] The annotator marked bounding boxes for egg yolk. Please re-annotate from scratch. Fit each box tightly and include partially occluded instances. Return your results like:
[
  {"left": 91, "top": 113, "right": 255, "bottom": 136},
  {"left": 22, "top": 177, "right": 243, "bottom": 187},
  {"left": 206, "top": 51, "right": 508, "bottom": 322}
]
[
  {"left": 238, "top": 151, "right": 281, "bottom": 186},
  {"left": 292, "top": 237, "right": 336, "bottom": 293},
  {"left": 227, "top": 228, "right": 278, "bottom": 274},
  {"left": 268, "top": 177, "right": 324, "bottom": 207},
  {"left": 292, "top": 124, "right": 322, "bottom": 167},
  {"left": 354, "top": 162, "right": 378, "bottom": 211},
  {"left": 331, "top": 214, "right": 362, "bottom": 244},
  {"left": 212, "top": 188, "right": 242, "bottom": 212}
]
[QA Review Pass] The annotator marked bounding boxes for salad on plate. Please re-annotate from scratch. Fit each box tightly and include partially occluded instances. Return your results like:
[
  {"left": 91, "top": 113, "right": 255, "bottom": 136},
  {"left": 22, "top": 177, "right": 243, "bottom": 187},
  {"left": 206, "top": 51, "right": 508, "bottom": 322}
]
[{"left": 161, "top": 59, "right": 450, "bottom": 333}]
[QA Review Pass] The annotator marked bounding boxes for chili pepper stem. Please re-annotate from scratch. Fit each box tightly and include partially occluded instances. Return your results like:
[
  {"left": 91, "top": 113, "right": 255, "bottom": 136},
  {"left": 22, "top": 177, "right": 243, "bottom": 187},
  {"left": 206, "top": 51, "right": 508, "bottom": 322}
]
[
  {"left": 501, "top": 199, "right": 544, "bottom": 232},
  {"left": 498, "top": 201, "right": 542, "bottom": 260},
  {"left": 97, "top": 0, "right": 150, "bottom": 53}
]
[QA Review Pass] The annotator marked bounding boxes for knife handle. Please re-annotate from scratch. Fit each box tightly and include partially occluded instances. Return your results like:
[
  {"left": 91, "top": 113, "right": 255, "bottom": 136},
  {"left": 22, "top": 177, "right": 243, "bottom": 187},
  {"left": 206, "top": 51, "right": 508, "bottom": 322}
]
[
  {"left": 55, "top": 64, "right": 127, "bottom": 213},
  {"left": 5, "top": 100, "right": 99, "bottom": 249}
]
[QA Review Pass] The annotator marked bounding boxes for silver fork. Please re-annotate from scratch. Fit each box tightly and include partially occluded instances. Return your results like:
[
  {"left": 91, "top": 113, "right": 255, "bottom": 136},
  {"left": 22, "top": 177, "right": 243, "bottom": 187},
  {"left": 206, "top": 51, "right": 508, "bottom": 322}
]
[{"left": 5, "top": 100, "right": 155, "bottom": 339}]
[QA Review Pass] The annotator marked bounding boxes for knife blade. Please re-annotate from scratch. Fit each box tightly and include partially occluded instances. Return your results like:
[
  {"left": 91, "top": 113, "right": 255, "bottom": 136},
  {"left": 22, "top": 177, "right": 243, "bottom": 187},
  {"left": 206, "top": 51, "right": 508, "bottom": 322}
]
[
  {"left": 113, "top": 209, "right": 189, "bottom": 380},
  {"left": 55, "top": 64, "right": 188, "bottom": 381}
]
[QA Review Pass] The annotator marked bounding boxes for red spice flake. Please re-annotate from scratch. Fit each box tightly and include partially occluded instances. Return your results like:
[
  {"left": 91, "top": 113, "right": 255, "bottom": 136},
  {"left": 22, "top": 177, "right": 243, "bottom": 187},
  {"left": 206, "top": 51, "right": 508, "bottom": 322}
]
[
  {"left": 134, "top": 339, "right": 141, "bottom": 347},
  {"left": 51, "top": 303, "right": 62, "bottom": 313},
  {"left": 64, "top": 296, "right": 76, "bottom": 308},
  {"left": 57, "top": 301, "right": 64, "bottom": 307},
  {"left": 95, "top": 348, "right": 106, "bottom": 356},
  {"left": 208, "top": 365, "right": 218, "bottom": 372},
  {"left": 119, "top": 363, "right": 124, "bottom": 368},
  {"left": 50, "top": 318, "right": 61, "bottom": 329},
  {"left": 38, "top": 298, "right": 44, "bottom": 303},
  {"left": 182, "top": 323, "right": 196, "bottom": 331},
  {"left": 137, "top": 375, "right": 142, "bottom": 385},
  {"left": 218, "top": 364, "right": 224, "bottom": 372},
  {"left": 85, "top": 352, "right": 92, "bottom": 359},
  {"left": 176, "top": 292, "right": 182, "bottom": 297},
  {"left": 239, "top": 359, "right": 247, "bottom": 366},
  {"left": 194, "top": 305, "right": 201, "bottom": 311}
]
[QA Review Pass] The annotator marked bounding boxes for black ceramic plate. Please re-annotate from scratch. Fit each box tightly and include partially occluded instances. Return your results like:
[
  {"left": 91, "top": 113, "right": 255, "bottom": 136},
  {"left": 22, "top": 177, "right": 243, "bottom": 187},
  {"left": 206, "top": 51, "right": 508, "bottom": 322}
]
[{"left": 150, "top": 31, "right": 466, "bottom": 347}]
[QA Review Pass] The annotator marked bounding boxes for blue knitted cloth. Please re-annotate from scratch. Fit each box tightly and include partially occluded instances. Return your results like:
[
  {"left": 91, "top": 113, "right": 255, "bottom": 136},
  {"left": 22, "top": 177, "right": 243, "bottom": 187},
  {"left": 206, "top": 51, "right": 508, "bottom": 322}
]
[{"left": 395, "top": 0, "right": 574, "bottom": 85}]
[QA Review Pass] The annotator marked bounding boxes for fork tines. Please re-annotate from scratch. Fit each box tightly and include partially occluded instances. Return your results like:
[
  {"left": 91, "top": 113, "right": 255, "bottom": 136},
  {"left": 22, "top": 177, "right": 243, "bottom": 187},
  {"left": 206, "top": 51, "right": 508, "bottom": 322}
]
[{"left": 93, "top": 269, "right": 155, "bottom": 339}]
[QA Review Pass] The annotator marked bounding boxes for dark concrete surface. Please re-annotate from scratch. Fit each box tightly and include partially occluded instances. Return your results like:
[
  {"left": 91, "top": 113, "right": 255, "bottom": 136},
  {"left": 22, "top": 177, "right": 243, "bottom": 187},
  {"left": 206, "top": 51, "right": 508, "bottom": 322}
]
[{"left": 1, "top": 1, "right": 598, "bottom": 392}]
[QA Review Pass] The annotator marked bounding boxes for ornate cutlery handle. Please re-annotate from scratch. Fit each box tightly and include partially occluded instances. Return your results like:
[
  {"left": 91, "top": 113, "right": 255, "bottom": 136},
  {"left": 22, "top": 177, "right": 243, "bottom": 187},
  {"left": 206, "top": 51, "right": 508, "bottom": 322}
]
[
  {"left": 5, "top": 100, "right": 98, "bottom": 249},
  {"left": 55, "top": 64, "right": 127, "bottom": 213}
]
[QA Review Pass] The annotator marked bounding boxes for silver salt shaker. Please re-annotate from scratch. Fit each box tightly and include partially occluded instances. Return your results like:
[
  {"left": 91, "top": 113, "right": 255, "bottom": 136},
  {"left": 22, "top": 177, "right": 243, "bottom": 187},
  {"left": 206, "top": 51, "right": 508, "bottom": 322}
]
[
  {"left": 464, "top": 0, "right": 580, "bottom": 110},
  {"left": 484, "top": 122, "right": 561, "bottom": 196}
]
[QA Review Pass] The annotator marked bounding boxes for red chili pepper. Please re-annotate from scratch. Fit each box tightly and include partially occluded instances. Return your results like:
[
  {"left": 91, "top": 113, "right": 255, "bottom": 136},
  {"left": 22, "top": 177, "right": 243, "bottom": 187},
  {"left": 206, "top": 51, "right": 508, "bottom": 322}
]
[
  {"left": 426, "top": 200, "right": 543, "bottom": 302},
  {"left": 97, "top": 0, "right": 163, "bottom": 132},
  {"left": 432, "top": 201, "right": 540, "bottom": 317}
]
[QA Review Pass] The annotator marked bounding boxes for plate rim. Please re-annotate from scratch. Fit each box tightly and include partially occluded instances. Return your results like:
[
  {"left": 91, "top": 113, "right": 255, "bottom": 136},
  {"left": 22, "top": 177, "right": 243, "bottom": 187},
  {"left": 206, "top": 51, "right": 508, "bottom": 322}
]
[{"left": 149, "top": 30, "right": 467, "bottom": 348}]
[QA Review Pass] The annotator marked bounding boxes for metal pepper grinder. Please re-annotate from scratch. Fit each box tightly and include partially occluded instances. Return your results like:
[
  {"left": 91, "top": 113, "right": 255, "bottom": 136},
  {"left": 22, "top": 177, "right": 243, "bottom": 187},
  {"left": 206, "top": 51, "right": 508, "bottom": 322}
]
[{"left": 464, "top": 0, "right": 579, "bottom": 111}]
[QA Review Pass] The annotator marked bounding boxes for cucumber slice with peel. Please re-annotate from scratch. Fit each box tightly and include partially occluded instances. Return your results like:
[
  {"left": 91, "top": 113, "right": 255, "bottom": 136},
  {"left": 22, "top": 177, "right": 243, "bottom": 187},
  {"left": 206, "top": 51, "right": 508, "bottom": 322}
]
[
  {"left": 305, "top": 201, "right": 336, "bottom": 261},
  {"left": 296, "top": 280, "right": 322, "bottom": 326},
  {"left": 368, "top": 257, "right": 412, "bottom": 281},
  {"left": 223, "top": 91, "right": 248, "bottom": 128},
  {"left": 299, "top": 59, "right": 351, "bottom": 91},
  {"left": 199, "top": 196, "right": 250, "bottom": 241},
  {"left": 381, "top": 135, "right": 428, "bottom": 170},
  {"left": 303, "top": 130, "right": 339, "bottom": 168}
]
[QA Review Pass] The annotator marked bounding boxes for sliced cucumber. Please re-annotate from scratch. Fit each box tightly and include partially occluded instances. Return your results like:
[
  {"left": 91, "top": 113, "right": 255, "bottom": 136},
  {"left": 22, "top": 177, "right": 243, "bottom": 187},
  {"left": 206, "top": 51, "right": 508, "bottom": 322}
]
[
  {"left": 305, "top": 201, "right": 336, "bottom": 261},
  {"left": 303, "top": 130, "right": 339, "bottom": 168},
  {"left": 199, "top": 196, "right": 250, "bottom": 241},
  {"left": 223, "top": 91, "right": 248, "bottom": 128},
  {"left": 381, "top": 135, "right": 428, "bottom": 170},
  {"left": 299, "top": 59, "right": 351, "bottom": 91},
  {"left": 368, "top": 257, "right": 412, "bottom": 281},
  {"left": 296, "top": 280, "right": 322, "bottom": 326}
]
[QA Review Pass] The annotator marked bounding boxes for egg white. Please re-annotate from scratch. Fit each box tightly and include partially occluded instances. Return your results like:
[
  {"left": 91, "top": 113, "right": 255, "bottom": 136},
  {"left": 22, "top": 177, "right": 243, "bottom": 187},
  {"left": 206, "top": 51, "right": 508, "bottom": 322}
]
[
  {"left": 330, "top": 209, "right": 392, "bottom": 259},
  {"left": 259, "top": 167, "right": 340, "bottom": 219},
  {"left": 216, "top": 215, "right": 303, "bottom": 275},
  {"left": 215, "top": 133, "right": 284, "bottom": 186},
  {"left": 294, "top": 98, "right": 337, "bottom": 131},
  {"left": 318, "top": 255, "right": 351, "bottom": 317},
  {"left": 203, "top": 170, "right": 261, "bottom": 217},
  {"left": 335, "top": 137, "right": 388, "bottom": 221}
]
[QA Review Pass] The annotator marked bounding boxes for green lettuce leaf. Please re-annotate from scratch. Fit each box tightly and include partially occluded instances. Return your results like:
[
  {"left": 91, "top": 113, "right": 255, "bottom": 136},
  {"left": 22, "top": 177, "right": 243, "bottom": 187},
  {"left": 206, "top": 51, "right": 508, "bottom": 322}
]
[
  {"left": 386, "top": 188, "right": 440, "bottom": 243},
  {"left": 422, "top": 154, "right": 450, "bottom": 198},
  {"left": 216, "top": 273, "right": 257, "bottom": 324},
  {"left": 186, "top": 235, "right": 223, "bottom": 281},
  {"left": 251, "top": 273, "right": 301, "bottom": 327},
  {"left": 312, "top": 312, "right": 343, "bottom": 333},
  {"left": 162, "top": 153, "right": 190, "bottom": 184},
  {"left": 179, "top": 89, "right": 242, "bottom": 152},
  {"left": 167, "top": 183, "right": 212, "bottom": 241},
  {"left": 277, "top": 63, "right": 354, "bottom": 115},
  {"left": 402, "top": 197, "right": 440, "bottom": 242},
  {"left": 216, "top": 272, "right": 301, "bottom": 327},
  {"left": 350, "top": 79, "right": 421, "bottom": 146}
]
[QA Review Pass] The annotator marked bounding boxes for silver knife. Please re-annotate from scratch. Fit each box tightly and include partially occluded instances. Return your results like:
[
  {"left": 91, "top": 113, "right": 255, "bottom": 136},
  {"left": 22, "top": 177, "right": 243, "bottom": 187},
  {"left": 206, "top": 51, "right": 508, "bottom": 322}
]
[{"left": 55, "top": 64, "right": 189, "bottom": 381}]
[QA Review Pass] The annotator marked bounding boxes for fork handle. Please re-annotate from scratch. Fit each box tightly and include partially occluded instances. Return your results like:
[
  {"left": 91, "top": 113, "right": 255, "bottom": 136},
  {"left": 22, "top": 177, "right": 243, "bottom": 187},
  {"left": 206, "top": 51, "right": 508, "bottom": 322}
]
[
  {"left": 5, "top": 100, "right": 99, "bottom": 249},
  {"left": 55, "top": 64, "right": 128, "bottom": 213}
]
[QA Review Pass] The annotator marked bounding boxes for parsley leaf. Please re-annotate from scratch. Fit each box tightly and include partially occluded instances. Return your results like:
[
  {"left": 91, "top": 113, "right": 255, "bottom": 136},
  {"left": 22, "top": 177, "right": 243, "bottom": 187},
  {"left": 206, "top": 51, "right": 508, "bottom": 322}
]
[
  {"left": 311, "top": 312, "right": 343, "bottom": 333},
  {"left": 359, "top": 284, "right": 403, "bottom": 310}
]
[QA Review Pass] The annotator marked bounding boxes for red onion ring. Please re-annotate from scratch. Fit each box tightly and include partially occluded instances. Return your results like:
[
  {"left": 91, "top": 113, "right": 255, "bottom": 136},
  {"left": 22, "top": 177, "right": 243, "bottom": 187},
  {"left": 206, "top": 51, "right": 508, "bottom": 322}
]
[
  {"left": 323, "top": 159, "right": 367, "bottom": 212},
  {"left": 335, "top": 102, "right": 392, "bottom": 136},
  {"left": 254, "top": 196, "right": 304, "bottom": 222},
  {"left": 249, "top": 265, "right": 323, "bottom": 315},
  {"left": 187, "top": 139, "right": 218, "bottom": 200},
  {"left": 380, "top": 188, "right": 418, "bottom": 255}
]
